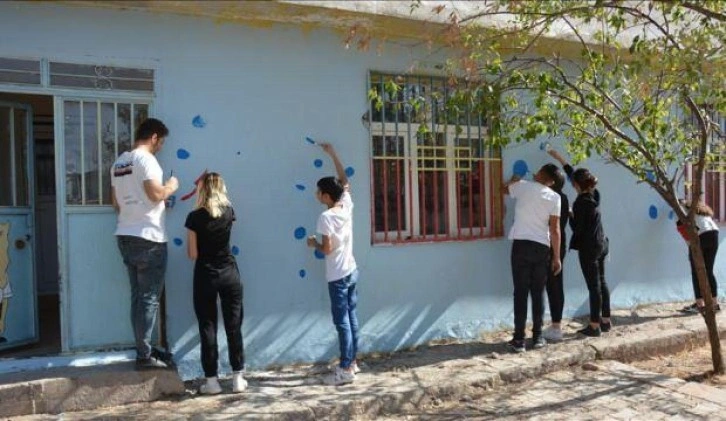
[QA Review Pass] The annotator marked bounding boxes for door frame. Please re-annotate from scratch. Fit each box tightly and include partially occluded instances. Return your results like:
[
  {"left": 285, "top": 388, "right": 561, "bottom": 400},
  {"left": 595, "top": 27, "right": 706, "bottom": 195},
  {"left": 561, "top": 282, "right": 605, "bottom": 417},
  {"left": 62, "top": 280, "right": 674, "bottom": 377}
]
[
  {"left": 53, "top": 93, "right": 155, "bottom": 352},
  {"left": 0, "top": 100, "right": 38, "bottom": 350},
  {"left": 0, "top": 83, "right": 154, "bottom": 353}
]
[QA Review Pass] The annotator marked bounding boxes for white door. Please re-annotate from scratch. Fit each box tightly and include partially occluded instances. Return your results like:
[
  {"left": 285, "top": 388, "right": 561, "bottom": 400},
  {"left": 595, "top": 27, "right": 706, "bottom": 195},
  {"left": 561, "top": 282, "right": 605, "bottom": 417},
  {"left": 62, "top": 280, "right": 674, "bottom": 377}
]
[
  {"left": 0, "top": 102, "right": 38, "bottom": 351},
  {"left": 56, "top": 97, "right": 151, "bottom": 350}
]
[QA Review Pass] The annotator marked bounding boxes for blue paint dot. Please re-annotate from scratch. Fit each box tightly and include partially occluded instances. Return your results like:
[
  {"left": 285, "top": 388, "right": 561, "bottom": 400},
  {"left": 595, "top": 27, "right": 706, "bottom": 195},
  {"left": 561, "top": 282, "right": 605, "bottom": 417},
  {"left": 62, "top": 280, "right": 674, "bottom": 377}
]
[
  {"left": 512, "top": 160, "right": 529, "bottom": 177},
  {"left": 173, "top": 238, "right": 183, "bottom": 246},
  {"left": 237, "top": 151, "right": 241, "bottom": 155},
  {"left": 539, "top": 142, "right": 550, "bottom": 151},
  {"left": 177, "top": 148, "right": 190, "bottom": 160},
  {"left": 314, "top": 159, "right": 323, "bottom": 168},
  {"left": 648, "top": 205, "right": 658, "bottom": 220},
  {"left": 295, "top": 184, "right": 306, "bottom": 191},
  {"left": 192, "top": 115, "right": 206, "bottom": 128},
  {"left": 314, "top": 249, "right": 325, "bottom": 260},
  {"left": 294, "top": 226, "right": 307, "bottom": 240},
  {"left": 669, "top": 210, "right": 675, "bottom": 220},
  {"left": 231, "top": 245, "right": 240, "bottom": 256},
  {"left": 305, "top": 137, "right": 316, "bottom": 145},
  {"left": 645, "top": 171, "right": 656, "bottom": 182},
  {"left": 345, "top": 167, "right": 355, "bottom": 177},
  {"left": 299, "top": 269, "right": 306, "bottom": 278}
]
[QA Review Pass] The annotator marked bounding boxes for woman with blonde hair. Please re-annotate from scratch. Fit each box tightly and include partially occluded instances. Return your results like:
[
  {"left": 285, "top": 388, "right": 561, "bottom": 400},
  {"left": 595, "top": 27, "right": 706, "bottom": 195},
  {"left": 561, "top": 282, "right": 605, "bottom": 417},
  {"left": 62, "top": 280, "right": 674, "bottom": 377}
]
[{"left": 185, "top": 172, "right": 246, "bottom": 394}]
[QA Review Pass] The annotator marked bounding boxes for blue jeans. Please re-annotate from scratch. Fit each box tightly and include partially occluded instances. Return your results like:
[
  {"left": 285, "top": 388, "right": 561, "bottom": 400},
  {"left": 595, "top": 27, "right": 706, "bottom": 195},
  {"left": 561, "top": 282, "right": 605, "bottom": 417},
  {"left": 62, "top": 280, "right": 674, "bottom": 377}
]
[
  {"left": 117, "top": 235, "right": 167, "bottom": 359},
  {"left": 328, "top": 269, "right": 359, "bottom": 369}
]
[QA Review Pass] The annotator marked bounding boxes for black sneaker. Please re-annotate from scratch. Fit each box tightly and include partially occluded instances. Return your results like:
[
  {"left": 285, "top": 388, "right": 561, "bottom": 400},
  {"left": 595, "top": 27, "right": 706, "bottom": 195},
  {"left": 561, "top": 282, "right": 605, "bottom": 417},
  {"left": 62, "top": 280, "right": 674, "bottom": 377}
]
[
  {"left": 680, "top": 303, "right": 701, "bottom": 314},
  {"left": 532, "top": 337, "right": 547, "bottom": 349},
  {"left": 577, "top": 325, "right": 601, "bottom": 337},
  {"left": 600, "top": 321, "right": 612, "bottom": 332},
  {"left": 507, "top": 339, "right": 526, "bottom": 353},
  {"left": 135, "top": 356, "right": 168, "bottom": 370}
]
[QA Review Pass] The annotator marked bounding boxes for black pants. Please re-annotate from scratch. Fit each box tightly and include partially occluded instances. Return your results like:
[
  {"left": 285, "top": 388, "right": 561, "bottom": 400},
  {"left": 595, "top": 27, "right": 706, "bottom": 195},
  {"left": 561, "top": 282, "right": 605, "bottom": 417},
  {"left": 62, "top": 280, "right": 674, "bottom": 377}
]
[
  {"left": 193, "top": 258, "right": 244, "bottom": 378},
  {"left": 689, "top": 230, "right": 720, "bottom": 299},
  {"left": 511, "top": 240, "right": 550, "bottom": 341},
  {"left": 546, "top": 249, "right": 566, "bottom": 323},
  {"left": 578, "top": 249, "right": 610, "bottom": 323}
]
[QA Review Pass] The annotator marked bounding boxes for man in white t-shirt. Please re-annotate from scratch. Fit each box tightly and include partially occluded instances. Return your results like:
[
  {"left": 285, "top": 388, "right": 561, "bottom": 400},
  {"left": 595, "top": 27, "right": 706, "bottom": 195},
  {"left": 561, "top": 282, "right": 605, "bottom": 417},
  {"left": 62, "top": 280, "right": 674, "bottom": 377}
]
[
  {"left": 503, "top": 163, "right": 562, "bottom": 353},
  {"left": 307, "top": 143, "right": 359, "bottom": 386},
  {"left": 111, "top": 118, "right": 179, "bottom": 369}
]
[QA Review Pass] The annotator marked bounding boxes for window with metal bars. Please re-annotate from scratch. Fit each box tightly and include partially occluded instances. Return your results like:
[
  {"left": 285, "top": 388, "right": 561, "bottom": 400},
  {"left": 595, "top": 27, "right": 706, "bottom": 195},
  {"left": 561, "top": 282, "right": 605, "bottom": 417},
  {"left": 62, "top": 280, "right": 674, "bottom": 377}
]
[
  {"left": 685, "top": 110, "right": 725, "bottom": 222},
  {"left": 63, "top": 100, "right": 149, "bottom": 206},
  {"left": 368, "top": 72, "right": 504, "bottom": 244}
]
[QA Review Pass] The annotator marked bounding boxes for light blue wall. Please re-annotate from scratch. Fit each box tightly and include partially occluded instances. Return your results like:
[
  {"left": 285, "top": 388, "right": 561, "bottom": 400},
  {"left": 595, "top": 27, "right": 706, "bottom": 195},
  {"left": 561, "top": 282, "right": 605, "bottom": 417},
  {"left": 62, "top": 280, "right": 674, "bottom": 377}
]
[{"left": 0, "top": 2, "right": 723, "bottom": 380}]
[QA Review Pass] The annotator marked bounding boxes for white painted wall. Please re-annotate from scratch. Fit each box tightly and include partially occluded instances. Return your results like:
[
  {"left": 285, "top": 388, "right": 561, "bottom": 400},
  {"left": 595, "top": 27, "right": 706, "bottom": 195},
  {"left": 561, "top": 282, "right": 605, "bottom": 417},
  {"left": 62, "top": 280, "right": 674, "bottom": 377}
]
[{"left": 0, "top": 2, "right": 722, "bottom": 380}]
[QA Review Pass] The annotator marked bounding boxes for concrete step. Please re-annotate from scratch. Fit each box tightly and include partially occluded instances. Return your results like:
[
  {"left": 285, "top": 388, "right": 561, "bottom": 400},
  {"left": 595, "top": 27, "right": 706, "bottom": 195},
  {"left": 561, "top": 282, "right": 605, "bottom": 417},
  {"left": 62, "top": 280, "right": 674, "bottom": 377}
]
[{"left": 0, "top": 362, "right": 185, "bottom": 418}]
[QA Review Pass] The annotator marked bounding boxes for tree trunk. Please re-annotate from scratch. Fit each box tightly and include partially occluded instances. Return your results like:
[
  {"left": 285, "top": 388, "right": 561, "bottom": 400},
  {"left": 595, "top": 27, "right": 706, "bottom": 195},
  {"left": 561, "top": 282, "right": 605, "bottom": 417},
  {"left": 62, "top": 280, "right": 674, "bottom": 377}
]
[{"left": 689, "top": 227, "right": 724, "bottom": 374}]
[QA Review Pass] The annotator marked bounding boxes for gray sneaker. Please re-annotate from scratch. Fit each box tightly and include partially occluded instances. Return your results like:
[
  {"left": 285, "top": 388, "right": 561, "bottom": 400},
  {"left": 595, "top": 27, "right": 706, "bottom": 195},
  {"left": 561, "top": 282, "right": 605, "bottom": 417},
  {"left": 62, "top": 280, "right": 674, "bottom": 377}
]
[{"left": 135, "top": 356, "right": 168, "bottom": 370}]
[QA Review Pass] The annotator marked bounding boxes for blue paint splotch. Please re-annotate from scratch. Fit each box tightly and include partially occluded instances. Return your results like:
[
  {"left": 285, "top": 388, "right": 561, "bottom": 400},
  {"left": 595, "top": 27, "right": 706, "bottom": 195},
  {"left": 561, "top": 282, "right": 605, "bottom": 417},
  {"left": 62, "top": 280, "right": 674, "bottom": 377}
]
[
  {"left": 305, "top": 136, "right": 316, "bottom": 145},
  {"left": 231, "top": 245, "right": 240, "bottom": 256},
  {"left": 177, "top": 148, "right": 190, "bottom": 160},
  {"left": 299, "top": 269, "right": 306, "bottom": 278},
  {"left": 294, "top": 226, "right": 307, "bottom": 240},
  {"left": 295, "top": 184, "right": 306, "bottom": 191},
  {"left": 668, "top": 210, "right": 675, "bottom": 220},
  {"left": 192, "top": 115, "right": 206, "bottom": 128},
  {"left": 648, "top": 205, "right": 658, "bottom": 220},
  {"left": 345, "top": 167, "right": 355, "bottom": 178},
  {"left": 173, "top": 238, "right": 183, "bottom": 246},
  {"left": 314, "top": 249, "right": 325, "bottom": 260},
  {"left": 512, "top": 160, "right": 529, "bottom": 177},
  {"left": 314, "top": 159, "right": 323, "bottom": 168},
  {"left": 645, "top": 171, "right": 656, "bottom": 182}
]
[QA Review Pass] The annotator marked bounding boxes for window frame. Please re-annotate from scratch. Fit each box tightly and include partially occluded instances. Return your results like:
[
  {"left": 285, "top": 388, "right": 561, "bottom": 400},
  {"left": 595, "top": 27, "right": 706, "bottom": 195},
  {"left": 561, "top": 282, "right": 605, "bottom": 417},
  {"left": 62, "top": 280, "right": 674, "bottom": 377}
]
[{"left": 368, "top": 72, "right": 503, "bottom": 245}]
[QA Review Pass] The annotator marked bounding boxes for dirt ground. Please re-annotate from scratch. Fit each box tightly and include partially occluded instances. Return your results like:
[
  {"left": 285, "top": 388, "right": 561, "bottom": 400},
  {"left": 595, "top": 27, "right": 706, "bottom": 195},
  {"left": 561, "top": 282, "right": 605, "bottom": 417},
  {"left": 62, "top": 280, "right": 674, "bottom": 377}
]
[{"left": 632, "top": 342, "right": 726, "bottom": 387}]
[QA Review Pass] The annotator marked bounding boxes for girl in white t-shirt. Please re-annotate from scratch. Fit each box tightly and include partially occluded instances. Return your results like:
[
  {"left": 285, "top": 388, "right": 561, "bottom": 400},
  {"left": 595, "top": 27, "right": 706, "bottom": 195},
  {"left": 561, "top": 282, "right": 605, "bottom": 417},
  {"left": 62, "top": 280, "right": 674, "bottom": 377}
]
[{"left": 677, "top": 202, "right": 720, "bottom": 315}]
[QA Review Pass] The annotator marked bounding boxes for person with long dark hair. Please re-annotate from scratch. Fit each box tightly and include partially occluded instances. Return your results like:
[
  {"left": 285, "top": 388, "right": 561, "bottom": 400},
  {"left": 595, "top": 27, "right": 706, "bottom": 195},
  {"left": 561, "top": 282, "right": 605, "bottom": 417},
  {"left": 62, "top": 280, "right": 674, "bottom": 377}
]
[
  {"left": 185, "top": 172, "right": 246, "bottom": 394},
  {"left": 569, "top": 168, "right": 611, "bottom": 337}
]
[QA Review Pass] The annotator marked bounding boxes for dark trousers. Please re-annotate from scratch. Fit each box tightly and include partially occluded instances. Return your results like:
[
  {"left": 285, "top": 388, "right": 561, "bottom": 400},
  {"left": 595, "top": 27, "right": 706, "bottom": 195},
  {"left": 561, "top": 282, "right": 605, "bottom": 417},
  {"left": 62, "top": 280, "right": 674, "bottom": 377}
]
[
  {"left": 689, "top": 230, "right": 719, "bottom": 299},
  {"left": 578, "top": 249, "right": 610, "bottom": 323},
  {"left": 193, "top": 259, "right": 245, "bottom": 378},
  {"left": 546, "top": 250, "right": 566, "bottom": 323},
  {"left": 511, "top": 240, "right": 550, "bottom": 341}
]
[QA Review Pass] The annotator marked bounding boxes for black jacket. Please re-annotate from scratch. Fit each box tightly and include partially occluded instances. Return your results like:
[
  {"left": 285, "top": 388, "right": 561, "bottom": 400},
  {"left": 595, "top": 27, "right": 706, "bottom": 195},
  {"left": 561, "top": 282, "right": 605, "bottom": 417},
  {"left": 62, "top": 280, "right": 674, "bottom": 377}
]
[{"left": 569, "top": 191, "right": 607, "bottom": 255}]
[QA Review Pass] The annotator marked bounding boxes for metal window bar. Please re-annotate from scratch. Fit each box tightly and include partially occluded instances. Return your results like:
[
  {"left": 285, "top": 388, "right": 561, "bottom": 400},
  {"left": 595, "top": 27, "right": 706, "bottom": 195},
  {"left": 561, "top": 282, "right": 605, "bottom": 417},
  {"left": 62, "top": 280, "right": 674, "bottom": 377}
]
[
  {"left": 79, "top": 101, "right": 85, "bottom": 205},
  {"left": 9, "top": 107, "right": 17, "bottom": 206},
  {"left": 97, "top": 101, "right": 103, "bottom": 205}
]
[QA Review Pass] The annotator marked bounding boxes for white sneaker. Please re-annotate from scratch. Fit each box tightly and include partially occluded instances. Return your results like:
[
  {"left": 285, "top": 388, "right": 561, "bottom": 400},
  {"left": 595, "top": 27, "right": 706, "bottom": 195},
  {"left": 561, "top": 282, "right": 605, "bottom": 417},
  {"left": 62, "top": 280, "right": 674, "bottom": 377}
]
[
  {"left": 232, "top": 371, "right": 247, "bottom": 393},
  {"left": 324, "top": 367, "right": 356, "bottom": 386},
  {"left": 351, "top": 361, "right": 361, "bottom": 374},
  {"left": 543, "top": 326, "right": 563, "bottom": 342},
  {"left": 199, "top": 377, "right": 222, "bottom": 395}
]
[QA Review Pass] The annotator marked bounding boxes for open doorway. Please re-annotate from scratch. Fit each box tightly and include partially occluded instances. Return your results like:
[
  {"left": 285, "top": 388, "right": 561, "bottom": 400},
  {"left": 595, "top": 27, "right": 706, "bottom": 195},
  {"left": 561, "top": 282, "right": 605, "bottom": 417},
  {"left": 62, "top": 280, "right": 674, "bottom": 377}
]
[{"left": 0, "top": 93, "right": 60, "bottom": 358}]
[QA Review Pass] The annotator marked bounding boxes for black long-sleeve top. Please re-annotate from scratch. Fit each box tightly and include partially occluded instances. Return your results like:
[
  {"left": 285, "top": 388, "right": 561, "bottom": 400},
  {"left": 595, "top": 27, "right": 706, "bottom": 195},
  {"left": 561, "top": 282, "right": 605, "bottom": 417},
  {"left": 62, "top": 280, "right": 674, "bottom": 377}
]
[
  {"left": 569, "top": 192, "right": 607, "bottom": 254},
  {"left": 556, "top": 190, "right": 569, "bottom": 259}
]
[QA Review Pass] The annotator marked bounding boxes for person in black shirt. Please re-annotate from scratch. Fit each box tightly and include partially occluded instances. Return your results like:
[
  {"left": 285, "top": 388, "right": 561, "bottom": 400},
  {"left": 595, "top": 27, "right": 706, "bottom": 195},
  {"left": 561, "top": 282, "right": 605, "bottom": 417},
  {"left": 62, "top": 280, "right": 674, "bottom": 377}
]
[
  {"left": 543, "top": 169, "right": 569, "bottom": 342},
  {"left": 185, "top": 172, "right": 246, "bottom": 395},
  {"left": 569, "top": 168, "right": 611, "bottom": 337}
]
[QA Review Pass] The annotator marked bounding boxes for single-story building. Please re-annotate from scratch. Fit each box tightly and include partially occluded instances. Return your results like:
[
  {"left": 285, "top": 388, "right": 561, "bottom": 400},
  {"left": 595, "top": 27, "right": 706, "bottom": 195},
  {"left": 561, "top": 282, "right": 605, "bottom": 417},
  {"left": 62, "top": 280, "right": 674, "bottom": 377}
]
[{"left": 0, "top": 1, "right": 723, "bottom": 380}]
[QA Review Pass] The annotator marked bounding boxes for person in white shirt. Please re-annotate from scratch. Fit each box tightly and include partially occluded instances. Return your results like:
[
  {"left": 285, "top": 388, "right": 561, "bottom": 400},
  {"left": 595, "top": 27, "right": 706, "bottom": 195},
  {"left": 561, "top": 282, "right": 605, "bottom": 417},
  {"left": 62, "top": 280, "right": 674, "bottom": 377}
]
[
  {"left": 502, "top": 164, "right": 562, "bottom": 353},
  {"left": 677, "top": 200, "right": 721, "bottom": 315},
  {"left": 111, "top": 118, "right": 179, "bottom": 369},
  {"left": 307, "top": 143, "right": 360, "bottom": 386}
]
